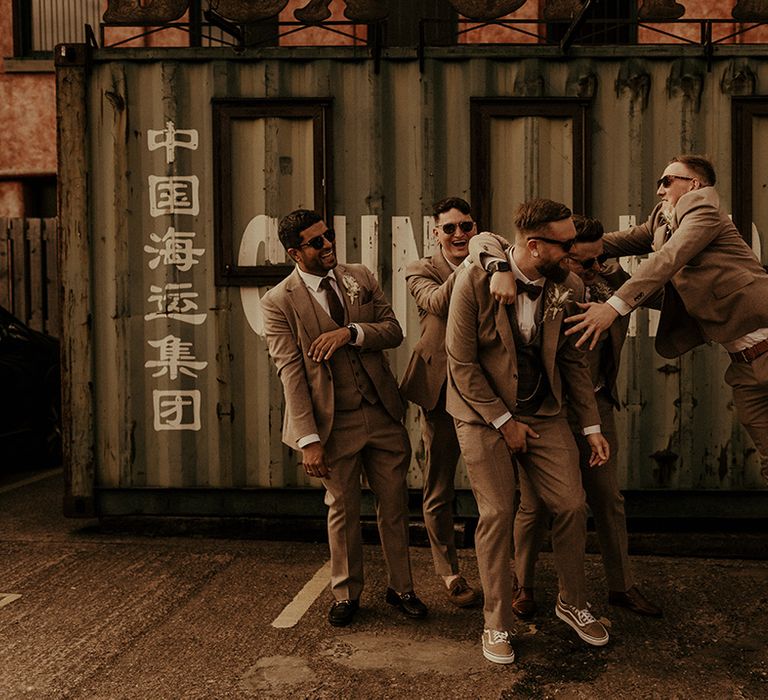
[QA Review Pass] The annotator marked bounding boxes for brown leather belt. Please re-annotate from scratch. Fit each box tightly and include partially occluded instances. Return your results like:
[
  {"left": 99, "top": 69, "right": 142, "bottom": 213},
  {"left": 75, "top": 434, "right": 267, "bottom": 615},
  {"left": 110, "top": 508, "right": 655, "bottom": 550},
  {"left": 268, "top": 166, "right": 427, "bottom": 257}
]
[{"left": 728, "top": 338, "right": 768, "bottom": 363}]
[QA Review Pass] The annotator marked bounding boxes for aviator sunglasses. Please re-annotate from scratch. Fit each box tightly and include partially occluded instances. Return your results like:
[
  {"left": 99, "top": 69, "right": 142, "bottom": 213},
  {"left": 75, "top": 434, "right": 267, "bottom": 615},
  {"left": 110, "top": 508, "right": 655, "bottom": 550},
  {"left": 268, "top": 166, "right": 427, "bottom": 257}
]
[
  {"left": 570, "top": 252, "right": 610, "bottom": 270},
  {"left": 657, "top": 174, "right": 694, "bottom": 188},
  {"left": 437, "top": 221, "right": 475, "bottom": 235},
  {"left": 300, "top": 228, "right": 336, "bottom": 249}
]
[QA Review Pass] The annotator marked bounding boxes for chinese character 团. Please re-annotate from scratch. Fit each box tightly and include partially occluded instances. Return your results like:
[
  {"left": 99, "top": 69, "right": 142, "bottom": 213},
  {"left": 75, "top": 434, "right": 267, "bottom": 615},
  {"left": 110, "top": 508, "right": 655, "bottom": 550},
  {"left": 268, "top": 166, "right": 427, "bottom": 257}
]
[
  {"left": 153, "top": 390, "right": 201, "bottom": 431},
  {"left": 144, "top": 226, "right": 204, "bottom": 272},
  {"left": 145, "top": 335, "right": 208, "bottom": 380},
  {"left": 148, "top": 175, "right": 200, "bottom": 217},
  {"left": 144, "top": 283, "right": 207, "bottom": 325},
  {"left": 147, "top": 121, "right": 198, "bottom": 164}
]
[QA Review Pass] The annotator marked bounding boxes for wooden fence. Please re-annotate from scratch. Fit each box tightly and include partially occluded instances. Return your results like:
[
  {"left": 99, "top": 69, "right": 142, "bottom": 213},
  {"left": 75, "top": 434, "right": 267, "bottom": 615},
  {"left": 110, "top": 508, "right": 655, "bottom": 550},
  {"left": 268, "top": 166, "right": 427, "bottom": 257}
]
[{"left": 0, "top": 218, "right": 59, "bottom": 337}]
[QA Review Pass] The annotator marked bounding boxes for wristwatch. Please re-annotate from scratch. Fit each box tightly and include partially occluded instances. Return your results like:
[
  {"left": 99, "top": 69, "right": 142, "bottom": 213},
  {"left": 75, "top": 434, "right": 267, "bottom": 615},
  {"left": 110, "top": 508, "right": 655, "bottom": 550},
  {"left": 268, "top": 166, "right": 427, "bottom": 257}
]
[
  {"left": 487, "top": 259, "right": 511, "bottom": 275},
  {"left": 346, "top": 324, "right": 358, "bottom": 344}
]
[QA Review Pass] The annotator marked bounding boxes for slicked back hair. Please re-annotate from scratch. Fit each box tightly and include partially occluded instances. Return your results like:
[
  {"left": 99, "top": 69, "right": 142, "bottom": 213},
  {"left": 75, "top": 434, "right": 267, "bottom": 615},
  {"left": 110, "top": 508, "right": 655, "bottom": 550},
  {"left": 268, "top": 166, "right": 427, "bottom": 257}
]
[
  {"left": 514, "top": 198, "right": 572, "bottom": 236},
  {"left": 432, "top": 196, "right": 472, "bottom": 220},
  {"left": 278, "top": 209, "right": 323, "bottom": 251},
  {"left": 670, "top": 154, "right": 717, "bottom": 186},
  {"left": 572, "top": 214, "right": 604, "bottom": 243}
]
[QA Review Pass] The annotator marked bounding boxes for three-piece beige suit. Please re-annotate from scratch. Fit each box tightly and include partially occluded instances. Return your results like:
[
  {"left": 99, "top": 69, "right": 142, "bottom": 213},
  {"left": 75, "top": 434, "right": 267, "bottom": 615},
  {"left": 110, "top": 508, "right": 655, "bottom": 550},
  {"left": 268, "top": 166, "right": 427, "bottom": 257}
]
[
  {"left": 400, "top": 250, "right": 463, "bottom": 577},
  {"left": 445, "top": 258, "right": 600, "bottom": 631},
  {"left": 603, "top": 187, "right": 768, "bottom": 473},
  {"left": 261, "top": 263, "right": 413, "bottom": 601},
  {"left": 516, "top": 264, "right": 636, "bottom": 594}
]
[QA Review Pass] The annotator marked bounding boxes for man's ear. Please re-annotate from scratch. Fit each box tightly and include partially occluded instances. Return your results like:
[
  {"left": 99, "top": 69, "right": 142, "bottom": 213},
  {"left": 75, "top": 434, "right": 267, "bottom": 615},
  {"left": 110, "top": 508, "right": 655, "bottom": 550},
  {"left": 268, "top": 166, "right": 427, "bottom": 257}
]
[{"left": 287, "top": 247, "right": 301, "bottom": 264}]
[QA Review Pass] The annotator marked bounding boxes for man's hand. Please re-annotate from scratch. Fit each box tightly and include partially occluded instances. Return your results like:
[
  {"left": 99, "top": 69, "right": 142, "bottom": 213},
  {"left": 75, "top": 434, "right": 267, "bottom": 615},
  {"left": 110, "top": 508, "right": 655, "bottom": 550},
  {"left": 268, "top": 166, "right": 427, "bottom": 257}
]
[
  {"left": 308, "top": 327, "right": 352, "bottom": 362},
  {"left": 301, "top": 442, "right": 330, "bottom": 478},
  {"left": 586, "top": 433, "right": 610, "bottom": 467},
  {"left": 499, "top": 418, "right": 539, "bottom": 454},
  {"left": 489, "top": 270, "right": 517, "bottom": 305},
  {"left": 564, "top": 302, "right": 618, "bottom": 350}
]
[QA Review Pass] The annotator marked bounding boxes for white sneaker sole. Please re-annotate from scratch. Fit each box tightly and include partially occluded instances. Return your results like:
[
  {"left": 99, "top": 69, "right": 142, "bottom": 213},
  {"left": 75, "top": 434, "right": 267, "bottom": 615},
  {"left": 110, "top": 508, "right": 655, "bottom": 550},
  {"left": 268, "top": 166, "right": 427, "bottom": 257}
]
[
  {"left": 555, "top": 605, "right": 610, "bottom": 647},
  {"left": 482, "top": 645, "right": 516, "bottom": 664}
]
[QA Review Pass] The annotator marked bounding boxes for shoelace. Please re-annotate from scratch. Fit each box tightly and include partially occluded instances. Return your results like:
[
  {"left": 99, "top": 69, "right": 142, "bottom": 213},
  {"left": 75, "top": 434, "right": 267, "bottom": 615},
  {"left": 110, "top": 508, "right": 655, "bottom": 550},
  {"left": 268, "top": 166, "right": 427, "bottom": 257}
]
[
  {"left": 575, "top": 607, "right": 598, "bottom": 625},
  {"left": 487, "top": 630, "right": 509, "bottom": 644}
]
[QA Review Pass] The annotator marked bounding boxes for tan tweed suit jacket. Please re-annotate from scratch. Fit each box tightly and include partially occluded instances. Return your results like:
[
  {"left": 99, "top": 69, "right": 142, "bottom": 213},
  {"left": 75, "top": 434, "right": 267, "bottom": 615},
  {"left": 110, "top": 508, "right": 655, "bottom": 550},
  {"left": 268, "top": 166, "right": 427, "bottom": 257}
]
[{"left": 261, "top": 263, "right": 405, "bottom": 448}]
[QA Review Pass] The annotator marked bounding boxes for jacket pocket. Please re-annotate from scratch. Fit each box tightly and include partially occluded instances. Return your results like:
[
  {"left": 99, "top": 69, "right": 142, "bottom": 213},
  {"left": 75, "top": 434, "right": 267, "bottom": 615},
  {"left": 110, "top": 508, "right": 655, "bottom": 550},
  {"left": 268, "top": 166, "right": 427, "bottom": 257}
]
[{"left": 712, "top": 271, "right": 753, "bottom": 299}]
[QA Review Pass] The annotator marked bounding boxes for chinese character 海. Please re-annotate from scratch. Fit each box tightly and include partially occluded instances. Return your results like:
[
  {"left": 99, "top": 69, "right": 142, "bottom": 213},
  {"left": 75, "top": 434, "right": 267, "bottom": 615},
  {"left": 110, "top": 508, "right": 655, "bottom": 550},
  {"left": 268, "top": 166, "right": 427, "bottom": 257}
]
[
  {"left": 144, "top": 226, "right": 205, "bottom": 272},
  {"left": 153, "top": 390, "right": 202, "bottom": 431},
  {"left": 147, "top": 121, "right": 199, "bottom": 164},
  {"left": 145, "top": 334, "right": 208, "bottom": 380},
  {"left": 144, "top": 283, "right": 207, "bottom": 325},
  {"left": 148, "top": 175, "right": 200, "bottom": 217}
]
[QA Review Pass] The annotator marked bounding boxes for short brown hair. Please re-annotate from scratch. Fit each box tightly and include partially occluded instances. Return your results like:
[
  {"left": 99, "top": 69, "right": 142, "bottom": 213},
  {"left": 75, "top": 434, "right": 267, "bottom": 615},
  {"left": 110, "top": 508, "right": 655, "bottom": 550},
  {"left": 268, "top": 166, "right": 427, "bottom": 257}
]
[
  {"left": 432, "top": 196, "right": 471, "bottom": 219},
  {"left": 572, "top": 214, "right": 604, "bottom": 243},
  {"left": 514, "top": 198, "right": 572, "bottom": 235},
  {"left": 670, "top": 154, "right": 716, "bottom": 186}
]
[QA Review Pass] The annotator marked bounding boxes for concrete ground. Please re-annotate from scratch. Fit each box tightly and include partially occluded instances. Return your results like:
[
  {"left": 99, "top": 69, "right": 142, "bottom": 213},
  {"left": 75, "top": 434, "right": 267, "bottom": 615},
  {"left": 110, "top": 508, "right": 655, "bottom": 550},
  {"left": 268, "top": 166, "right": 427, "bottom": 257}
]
[{"left": 0, "top": 469, "right": 766, "bottom": 699}]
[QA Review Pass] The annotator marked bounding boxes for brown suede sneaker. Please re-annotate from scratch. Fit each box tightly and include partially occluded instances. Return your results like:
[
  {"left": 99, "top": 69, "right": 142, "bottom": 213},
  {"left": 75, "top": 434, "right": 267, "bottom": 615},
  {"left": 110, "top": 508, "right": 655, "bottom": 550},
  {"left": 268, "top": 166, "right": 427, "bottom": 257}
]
[{"left": 446, "top": 576, "right": 482, "bottom": 608}]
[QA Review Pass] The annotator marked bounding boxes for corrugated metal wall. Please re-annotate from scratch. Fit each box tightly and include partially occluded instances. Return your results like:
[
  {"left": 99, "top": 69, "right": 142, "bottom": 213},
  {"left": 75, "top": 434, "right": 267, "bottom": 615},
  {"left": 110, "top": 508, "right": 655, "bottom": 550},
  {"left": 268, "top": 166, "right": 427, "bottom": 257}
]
[{"left": 60, "top": 46, "right": 768, "bottom": 516}]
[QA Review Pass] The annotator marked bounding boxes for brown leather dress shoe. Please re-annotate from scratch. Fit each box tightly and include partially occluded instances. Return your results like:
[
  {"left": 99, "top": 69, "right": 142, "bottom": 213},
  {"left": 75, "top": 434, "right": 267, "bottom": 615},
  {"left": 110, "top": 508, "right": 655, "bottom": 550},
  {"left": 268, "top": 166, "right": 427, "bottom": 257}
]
[
  {"left": 328, "top": 599, "right": 359, "bottom": 626},
  {"left": 511, "top": 586, "right": 537, "bottom": 619},
  {"left": 608, "top": 586, "right": 662, "bottom": 617},
  {"left": 385, "top": 588, "right": 428, "bottom": 618},
  {"left": 446, "top": 576, "right": 482, "bottom": 608}
]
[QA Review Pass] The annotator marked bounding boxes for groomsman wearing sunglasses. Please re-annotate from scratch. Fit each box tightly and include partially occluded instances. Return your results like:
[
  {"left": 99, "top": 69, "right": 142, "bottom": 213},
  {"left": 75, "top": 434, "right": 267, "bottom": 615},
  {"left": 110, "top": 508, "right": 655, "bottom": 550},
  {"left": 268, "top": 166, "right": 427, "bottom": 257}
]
[
  {"left": 400, "top": 197, "right": 483, "bottom": 608},
  {"left": 261, "top": 209, "right": 428, "bottom": 627},
  {"left": 450, "top": 199, "right": 611, "bottom": 664},
  {"left": 479, "top": 215, "right": 662, "bottom": 619},
  {"left": 564, "top": 155, "right": 768, "bottom": 485}
]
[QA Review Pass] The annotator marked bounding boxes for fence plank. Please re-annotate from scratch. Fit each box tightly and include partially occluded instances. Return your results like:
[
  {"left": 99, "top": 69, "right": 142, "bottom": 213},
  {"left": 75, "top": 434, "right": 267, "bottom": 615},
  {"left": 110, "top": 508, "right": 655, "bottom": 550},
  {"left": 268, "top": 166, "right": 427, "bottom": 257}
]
[
  {"left": 27, "top": 219, "right": 44, "bottom": 333},
  {"left": 10, "top": 219, "right": 27, "bottom": 323},
  {"left": 0, "top": 218, "right": 9, "bottom": 309},
  {"left": 44, "top": 218, "right": 60, "bottom": 337}
]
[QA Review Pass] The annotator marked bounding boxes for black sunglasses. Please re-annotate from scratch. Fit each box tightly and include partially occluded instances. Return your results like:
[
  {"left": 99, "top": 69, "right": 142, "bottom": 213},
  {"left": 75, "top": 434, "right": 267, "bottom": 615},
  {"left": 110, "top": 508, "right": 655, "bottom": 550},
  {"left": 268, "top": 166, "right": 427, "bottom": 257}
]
[
  {"left": 529, "top": 236, "right": 576, "bottom": 252},
  {"left": 437, "top": 221, "right": 475, "bottom": 235},
  {"left": 570, "top": 252, "right": 609, "bottom": 270},
  {"left": 657, "top": 174, "right": 694, "bottom": 188},
  {"left": 300, "top": 228, "right": 336, "bottom": 250}
]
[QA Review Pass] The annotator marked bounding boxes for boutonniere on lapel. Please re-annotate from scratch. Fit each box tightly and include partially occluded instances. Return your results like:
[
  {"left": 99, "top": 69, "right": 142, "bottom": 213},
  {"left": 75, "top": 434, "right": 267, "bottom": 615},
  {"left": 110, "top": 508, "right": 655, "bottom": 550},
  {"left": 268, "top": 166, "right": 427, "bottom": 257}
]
[
  {"left": 341, "top": 274, "right": 360, "bottom": 304},
  {"left": 587, "top": 279, "right": 614, "bottom": 304},
  {"left": 542, "top": 283, "right": 573, "bottom": 322},
  {"left": 661, "top": 203, "right": 675, "bottom": 236}
]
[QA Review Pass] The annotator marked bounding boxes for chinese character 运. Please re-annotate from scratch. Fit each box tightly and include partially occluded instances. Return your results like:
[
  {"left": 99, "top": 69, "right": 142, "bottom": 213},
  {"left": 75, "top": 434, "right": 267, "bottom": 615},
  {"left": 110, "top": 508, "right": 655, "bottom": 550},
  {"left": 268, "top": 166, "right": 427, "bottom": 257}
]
[{"left": 144, "top": 283, "right": 207, "bottom": 325}]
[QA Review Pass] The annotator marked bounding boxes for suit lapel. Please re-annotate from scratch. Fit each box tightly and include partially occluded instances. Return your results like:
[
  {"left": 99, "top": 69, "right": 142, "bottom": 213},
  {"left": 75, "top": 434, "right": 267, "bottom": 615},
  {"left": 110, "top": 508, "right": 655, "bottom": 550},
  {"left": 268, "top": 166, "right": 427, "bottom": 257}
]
[
  {"left": 540, "top": 284, "right": 561, "bottom": 380},
  {"left": 285, "top": 267, "right": 323, "bottom": 339},
  {"left": 333, "top": 265, "right": 354, "bottom": 324},
  {"left": 432, "top": 250, "right": 453, "bottom": 284}
]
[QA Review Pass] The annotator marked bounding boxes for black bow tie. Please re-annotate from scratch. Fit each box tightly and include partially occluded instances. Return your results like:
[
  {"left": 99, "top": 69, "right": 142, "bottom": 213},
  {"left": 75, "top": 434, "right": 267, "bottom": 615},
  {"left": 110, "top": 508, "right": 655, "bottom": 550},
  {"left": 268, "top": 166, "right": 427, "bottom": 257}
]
[{"left": 516, "top": 279, "right": 543, "bottom": 301}]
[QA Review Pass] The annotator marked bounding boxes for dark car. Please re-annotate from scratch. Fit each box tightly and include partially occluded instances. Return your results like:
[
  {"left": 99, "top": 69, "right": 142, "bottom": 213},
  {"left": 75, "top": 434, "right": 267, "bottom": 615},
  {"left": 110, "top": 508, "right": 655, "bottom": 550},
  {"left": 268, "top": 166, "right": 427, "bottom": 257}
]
[{"left": 0, "top": 305, "right": 61, "bottom": 468}]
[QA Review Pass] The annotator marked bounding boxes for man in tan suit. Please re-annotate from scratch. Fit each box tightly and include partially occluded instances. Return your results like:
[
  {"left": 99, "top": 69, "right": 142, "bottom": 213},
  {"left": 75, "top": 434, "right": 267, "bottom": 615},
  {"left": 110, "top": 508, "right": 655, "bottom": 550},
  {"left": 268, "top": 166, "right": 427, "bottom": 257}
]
[
  {"left": 261, "top": 209, "right": 428, "bottom": 627},
  {"left": 565, "top": 155, "right": 768, "bottom": 484},
  {"left": 447, "top": 199, "right": 611, "bottom": 664},
  {"left": 400, "top": 196, "right": 482, "bottom": 608},
  {"left": 480, "top": 216, "right": 662, "bottom": 619}
]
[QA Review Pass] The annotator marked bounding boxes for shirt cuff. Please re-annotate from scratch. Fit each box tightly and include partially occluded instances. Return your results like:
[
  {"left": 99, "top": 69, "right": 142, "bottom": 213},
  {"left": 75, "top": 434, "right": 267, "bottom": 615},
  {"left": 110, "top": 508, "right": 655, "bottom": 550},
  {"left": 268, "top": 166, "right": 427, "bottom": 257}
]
[
  {"left": 350, "top": 323, "right": 364, "bottom": 346},
  {"left": 463, "top": 257, "right": 472, "bottom": 268},
  {"left": 492, "top": 412, "right": 514, "bottom": 429},
  {"left": 297, "top": 434, "right": 321, "bottom": 448},
  {"left": 606, "top": 295, "right": 632, "bottom": 316},
  {"left": 582, "top": 424, "right": 602, "bottom": 436}
]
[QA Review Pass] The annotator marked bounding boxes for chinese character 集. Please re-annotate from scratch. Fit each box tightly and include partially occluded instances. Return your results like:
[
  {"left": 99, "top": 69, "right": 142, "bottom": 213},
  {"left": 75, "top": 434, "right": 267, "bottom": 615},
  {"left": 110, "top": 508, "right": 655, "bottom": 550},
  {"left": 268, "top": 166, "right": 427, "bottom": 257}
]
[{"left": 145, "top": 334, "right": 208, "bottom": 380}]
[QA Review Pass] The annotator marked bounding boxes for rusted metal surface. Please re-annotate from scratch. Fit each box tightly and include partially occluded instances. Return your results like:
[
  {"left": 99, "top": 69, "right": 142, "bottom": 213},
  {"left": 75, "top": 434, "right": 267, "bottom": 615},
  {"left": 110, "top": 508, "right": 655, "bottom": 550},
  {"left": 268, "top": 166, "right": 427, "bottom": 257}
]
[{"left": 57, "top": 46, "right": 768, "bottom": 520}]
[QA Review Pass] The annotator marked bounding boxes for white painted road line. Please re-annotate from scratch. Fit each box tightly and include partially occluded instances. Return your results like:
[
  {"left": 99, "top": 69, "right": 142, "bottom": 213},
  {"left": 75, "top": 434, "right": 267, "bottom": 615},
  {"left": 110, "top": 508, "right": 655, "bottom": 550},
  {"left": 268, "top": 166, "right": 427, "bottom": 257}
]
[
  {"left": 0, "top": 468, "right": 63, "bottom": 495},
  {"left": 0, "top": 594, "right": 22, "bottom": 608},
  {"left": 271, "top": 560, "right": 332, "bottom": 629}
]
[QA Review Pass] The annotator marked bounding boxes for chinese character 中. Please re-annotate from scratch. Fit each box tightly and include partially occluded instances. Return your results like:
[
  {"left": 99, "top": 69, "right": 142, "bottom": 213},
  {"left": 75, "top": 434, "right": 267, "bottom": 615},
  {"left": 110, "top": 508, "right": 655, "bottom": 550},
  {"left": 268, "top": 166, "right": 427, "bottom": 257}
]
[
  {"left": 148, "top": 175, "right": 200, "bottom": 217},
  {"left": 153, "top": 390, "right": 201, "bottom": 431},
  {"left": 147, "top": 121, "right": 198, "bottom": 164},
  {"left": 144, "top": 283, "right": 207, "bottom": 325},
  {"left": 145, "top": 334, "right": 208, "bottom": 380},
  {"left": 144, "top": 226, "right": 204, "bottom": 272}
]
